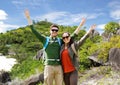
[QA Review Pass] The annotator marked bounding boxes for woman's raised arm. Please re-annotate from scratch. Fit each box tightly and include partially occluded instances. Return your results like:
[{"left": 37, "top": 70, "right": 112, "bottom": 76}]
[
  {"left": 77, "top": 24, "right": 96, "bottom": 47},
  {"left": 73, "top": 18, "right": 86, "bottom": 35}
]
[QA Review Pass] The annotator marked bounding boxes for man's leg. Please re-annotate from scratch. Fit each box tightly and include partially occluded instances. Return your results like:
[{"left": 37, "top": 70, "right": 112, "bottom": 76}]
[
  {"left": 44, "top": 65, "right": 54, "bottom": 85},
  {"left": 54, "top": 65, "right": 63, "bottom": 85}
]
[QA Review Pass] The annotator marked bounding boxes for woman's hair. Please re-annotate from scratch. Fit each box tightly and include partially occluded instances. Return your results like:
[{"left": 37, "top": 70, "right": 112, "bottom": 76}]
[{"left": 62, "top": 32, "right": 74, "bottom": 46}]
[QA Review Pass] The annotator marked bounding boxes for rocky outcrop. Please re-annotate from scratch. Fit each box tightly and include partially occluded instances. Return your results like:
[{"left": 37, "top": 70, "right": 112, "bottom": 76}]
[
  {"left": 116, "top": 28, "right": 120, "bottom": 35},
  {"left": 0, "top": 71, "right": 11, "bottom": 83},
  {"left": 89, "top": 30, "right": 100, "bottom": 38},
  {"left": 108, "top": 48, "right": 120, "bottom": 70},
  {"left": 7, "top": 78, "right": 23, "bottom": 85},
  {"left": 88, "top": 48, "right": 120, "bottom": 70},
  {"left": 79, "top": 66, "right": 120, "bottom": 85},
  {"left": 102, "top": 28, "right": 120, "bottom": 41},
  {"left": 0, "top": 72, "right": 44, "bottom": 85},
  {"left": 23, "top": 72, "right": 44, "bottom": 85},
  {"left": 88, "top": 50, "right": 104, "bottom": 67},
  {"left": 101, "top": 32, "right": 113, "bottom": 41}
]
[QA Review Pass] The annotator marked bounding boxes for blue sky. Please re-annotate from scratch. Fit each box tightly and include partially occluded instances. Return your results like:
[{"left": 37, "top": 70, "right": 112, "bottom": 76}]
[{"left": 0, "top": 0, "right": 120, "bottom": 34}]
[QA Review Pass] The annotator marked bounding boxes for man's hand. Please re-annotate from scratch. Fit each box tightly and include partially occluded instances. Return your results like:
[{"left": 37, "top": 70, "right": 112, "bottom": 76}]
[{"left": 24, "top": 9, "right": 32, "bottom": 25}]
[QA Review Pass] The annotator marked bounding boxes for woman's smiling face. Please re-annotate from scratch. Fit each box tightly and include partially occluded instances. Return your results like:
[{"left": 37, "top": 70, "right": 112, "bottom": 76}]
[{"left": 62, "top": 32, "right": 71, "bottom": 44}]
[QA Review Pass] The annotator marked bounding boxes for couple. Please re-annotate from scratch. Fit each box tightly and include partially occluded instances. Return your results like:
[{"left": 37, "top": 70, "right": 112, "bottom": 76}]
[{"left": 25, "top": 10, "right": 96, "bottom": 85}]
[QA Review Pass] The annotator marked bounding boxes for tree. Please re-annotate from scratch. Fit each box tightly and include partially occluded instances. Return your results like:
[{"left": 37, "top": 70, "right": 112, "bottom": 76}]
[{"left": 104, "top": 22, "right": 120, "bottom": 34}]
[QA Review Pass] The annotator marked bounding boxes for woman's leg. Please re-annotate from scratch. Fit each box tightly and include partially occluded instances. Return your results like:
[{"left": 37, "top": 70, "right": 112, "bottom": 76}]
[
  {"left": 64, "top": 72, "right": 70, "bottom": 85},
  {"left": 70, "top": 70, "right": 78, "bottom": 85}
]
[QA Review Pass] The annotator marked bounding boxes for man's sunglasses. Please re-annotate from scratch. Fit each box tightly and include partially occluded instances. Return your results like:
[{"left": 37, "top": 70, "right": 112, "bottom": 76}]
[
  {"left": 62, "top": 36, "right": 69, "bottom": 39},
  {"left": 51, "top": 29, "right": 58, "bottom": 32}
]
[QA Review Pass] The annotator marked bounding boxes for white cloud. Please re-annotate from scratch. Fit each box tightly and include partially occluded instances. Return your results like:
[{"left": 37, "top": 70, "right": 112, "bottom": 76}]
[
  {"left": 0, "top": 10, "right": 8, "bottom": 20},
  {"left": 0, "top": 21, "right": 19, "bottom": 33},
  {"left": 36, "top": 12, "right": 103, "bottom": 25},
  {"left": 38, "top": 12, "right": 68, "bottom": 21},
  {"left": 97, "top": 24, "right": 105, "bottom": 30},
  {"left": 12, "top": 0, "right": 46, "bottom": 9},
  {"left": 96, "top": 24, "right": 106, "bottom": 34},
  {"left": 110, "top": 10, "right": 120, "bottom": 20},
  {"left": 0, "top": 9, "right": 20, "bottom": 33},
  {"left": 108, "top": 1, "right": 120, "bottom": 20},
  {"left": 108, "top": 1, "right": 120, "bottom": 9}
]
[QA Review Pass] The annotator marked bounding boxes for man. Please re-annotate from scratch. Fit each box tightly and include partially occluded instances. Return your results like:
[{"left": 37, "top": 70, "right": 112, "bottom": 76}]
[
  {"left": 31, "top": 24, "right": 63, "bottom": 85},
  {"left": 24, "top": 9, "right": 86, "bottom": 85}
]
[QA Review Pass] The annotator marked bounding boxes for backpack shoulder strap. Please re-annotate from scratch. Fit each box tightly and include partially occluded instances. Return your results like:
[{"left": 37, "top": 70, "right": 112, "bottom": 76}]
[
  {"left": 71, "top": 43, "right": 78, "bottom": 57},
  {"left": 57, "top": 38, "right": 61, "bottom": 46},
  {"left": 43, "top": 37, "right": 50, "bottom": 49},
  {"left": 43, "top": 37, "right": 61, "bottom": 49}
]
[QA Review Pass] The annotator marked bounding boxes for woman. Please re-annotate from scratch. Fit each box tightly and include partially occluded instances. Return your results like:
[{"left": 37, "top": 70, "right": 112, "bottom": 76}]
[{"left": 60, "top": 24, "right": 96, "bottom": 85}]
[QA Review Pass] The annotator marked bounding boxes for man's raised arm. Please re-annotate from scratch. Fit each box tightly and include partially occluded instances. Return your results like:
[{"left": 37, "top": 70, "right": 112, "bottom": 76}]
[
  {"left": 24, "top": 9, "right": 33, "bottom": 25},
  {"left": 24, "top": 9, "right": 46, "bottom": 43}
]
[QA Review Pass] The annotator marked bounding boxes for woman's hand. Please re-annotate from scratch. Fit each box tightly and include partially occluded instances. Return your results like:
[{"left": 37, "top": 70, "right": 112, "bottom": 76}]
[
  {"left": 78, "top": 18, "right": 86, "bottom": 28},
  {"left": 88, "top": 24, "right": 96, "bottom": 34},
  {"left": 74, "top": 18, "right": 86, "bottom": 34}
]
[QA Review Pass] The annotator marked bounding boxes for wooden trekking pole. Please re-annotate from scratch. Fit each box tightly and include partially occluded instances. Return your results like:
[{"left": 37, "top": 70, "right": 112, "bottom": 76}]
[{"left": 24, "top": 9, "right": 33, "bottom": 25}]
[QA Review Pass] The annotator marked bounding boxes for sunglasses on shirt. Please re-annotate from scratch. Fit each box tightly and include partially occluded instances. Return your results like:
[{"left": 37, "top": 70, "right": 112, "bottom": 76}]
[
  {"left": 62, "top": 36, "right": 69, "bottom": 39},
  {"left": 51, "top": 29, "right": 58, "bottom": 32}
]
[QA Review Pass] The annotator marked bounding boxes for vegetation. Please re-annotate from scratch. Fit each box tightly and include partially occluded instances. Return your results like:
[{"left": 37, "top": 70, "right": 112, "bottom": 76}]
[
  {"left": 0, "top": 20, "right": 120, "bottom": 81},
  {"left": 98, "top": 35, "right": 120, "bottom": 62},
  {"left": 104, "top": 21, "right": 120, "bottom": 34}
]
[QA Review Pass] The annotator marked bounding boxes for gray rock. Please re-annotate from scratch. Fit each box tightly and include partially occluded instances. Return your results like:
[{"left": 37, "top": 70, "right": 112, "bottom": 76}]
[
  {"left": 101, "top": 32, "right": 113, "bottom": 41},
  {"left": 0, "top": 71, "right": 11, "bottom": 83},
  {"left": 23, "top": 72, "right": 44, "bottom": 85},
  {"left": 89, "top": 30, "right": 100, "bottom": 38},
  {"left": 116, "top": 28, "right": 120, "bottom": 35},
  {"left": 88, "top": 51, "right": 104, "bottom": 66},
  {"left": 108, "top": 48, "right": 120, "bottom": 70}
]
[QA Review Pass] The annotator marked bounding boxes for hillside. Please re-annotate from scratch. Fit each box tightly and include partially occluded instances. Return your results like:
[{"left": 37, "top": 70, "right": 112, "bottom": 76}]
[
  {"left": 0, "top": 20, "right": 92, "bottom": 78},
  {"left": 0, "top": 20, "right": 120, "bottom": 85}
]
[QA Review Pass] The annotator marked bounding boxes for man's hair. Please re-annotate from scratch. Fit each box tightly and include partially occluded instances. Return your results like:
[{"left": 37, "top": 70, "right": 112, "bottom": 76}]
[{"left": 50, "top": 24, "right": 59, "bottom": 29}]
